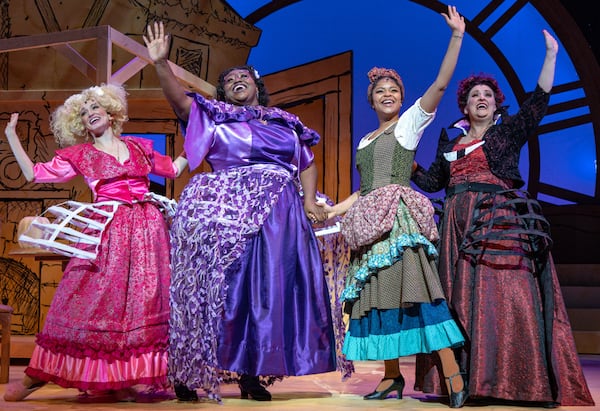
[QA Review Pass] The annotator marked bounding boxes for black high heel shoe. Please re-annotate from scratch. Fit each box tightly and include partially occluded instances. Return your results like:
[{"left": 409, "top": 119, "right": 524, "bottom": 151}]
[
  {"left": 363, "top": 375, "right": 405, "bottom": 400},
  {"left": 238, "top": 374, "right": 272, "bottom": 401},
  {"left": 174, "top": 383, "right": 198, "bottom": 402},
  {"left": 446, "top": 372, "right": 468, "bottom": 408}
]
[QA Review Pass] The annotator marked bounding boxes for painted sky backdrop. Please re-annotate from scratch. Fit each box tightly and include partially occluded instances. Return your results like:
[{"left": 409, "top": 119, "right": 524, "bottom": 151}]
[{"left": 226, "top": 0, "right": 596, "bottom": 204}]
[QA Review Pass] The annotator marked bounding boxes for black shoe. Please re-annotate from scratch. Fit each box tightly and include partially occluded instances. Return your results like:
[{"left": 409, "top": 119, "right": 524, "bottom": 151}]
[
  {"left": 446, "top": 372, "right": 468, "bottom": 408},
  {"left": 174, "top": 383, "right": 198, "bottom": 402},
  {"left": 238, "top": 375, "right": 272, "bottom": 401},
  {"left": 363, "top": 375, "right": 405, "bottom": 400}
]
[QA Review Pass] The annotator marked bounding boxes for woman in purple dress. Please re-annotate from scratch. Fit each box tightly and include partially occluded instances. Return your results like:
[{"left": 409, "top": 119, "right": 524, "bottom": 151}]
[
  {"left": 144, "top": 22, "right": 336, "bottom": 403},
  {"left": 412, "top": 30, "right": 594, "bottom": 407},
  {"left": 3, "top": 84, "right": 187, "bottom": 402}
]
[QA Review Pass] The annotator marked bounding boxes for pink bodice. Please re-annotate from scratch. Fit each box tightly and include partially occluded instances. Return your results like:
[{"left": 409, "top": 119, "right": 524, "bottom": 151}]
[{"left": 33, "top": 136, "right": 177, "bottom": 203}]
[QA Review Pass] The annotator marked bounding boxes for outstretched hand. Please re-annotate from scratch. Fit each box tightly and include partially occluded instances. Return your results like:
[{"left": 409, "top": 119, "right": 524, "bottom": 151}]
[
  {"left": 542, "top": 29, "right": 559, "bottom": 56},
  {"left": 3, "top": 112, "right": 35, "bottom": 182},
  {"left": 143, "top": 21, "right": 170, "bottom": 63},
  {"left": 442, "top": 5, "right": 465, "bottom": 35},
  {"left": 5, "top": 113, "right": 19, "bottom": 141},
  {"left": 537, "top": 28, "right": 559, "bottom": 92}
]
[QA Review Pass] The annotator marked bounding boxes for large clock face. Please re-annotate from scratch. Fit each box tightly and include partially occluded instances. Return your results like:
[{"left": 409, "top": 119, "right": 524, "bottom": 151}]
[
  {"left": 230, "top": 0, "right": 600, "bottom": 205},
  {"left": 431, "top": 0, "right": 598, "bottom": 205}
]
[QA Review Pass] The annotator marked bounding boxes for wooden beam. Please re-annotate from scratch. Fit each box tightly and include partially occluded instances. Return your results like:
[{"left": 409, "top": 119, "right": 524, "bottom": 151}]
[
  {"left": 0, "top": 26, "right": 108, "bottom": 51},
  {"left": 0, "top": 88, "right": 173, "bottom": 102},
  {"left": 106, "top": 28, "right": 215, "bottom": 96},
  {"left": 51, "top": 44, "right": 97, "bottom": 81},
  {"left": 111, "top": 56, "right": 148, "bottom": 85},
  {"left": 96, "top": 26, "right": 111, "bottom": 84},
  {"left": 0, "top": 25, "right": 215, "bottom": 97}
]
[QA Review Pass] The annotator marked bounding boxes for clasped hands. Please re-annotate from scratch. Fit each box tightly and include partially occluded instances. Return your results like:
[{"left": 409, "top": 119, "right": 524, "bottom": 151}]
[{"left": 305, "top": 201, "right": 327, "bottom": 224}]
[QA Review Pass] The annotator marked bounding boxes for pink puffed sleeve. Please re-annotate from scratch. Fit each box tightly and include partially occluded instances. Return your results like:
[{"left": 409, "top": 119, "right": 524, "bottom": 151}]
[
  {"left": 151, "top": 151, "right": 178, "bottom": 178},
  {"left": 127, "top": 136, "right": 178, "bottom": 178},
  {"left": 32, "top": 156, "right": 78, "bottom": 183}
]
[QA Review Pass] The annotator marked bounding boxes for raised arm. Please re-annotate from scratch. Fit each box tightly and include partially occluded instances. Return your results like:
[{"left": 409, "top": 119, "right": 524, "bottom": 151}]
[
  {"left": 419, "top": 5, "right": 465, "bottom": 113},
  {"left": 144, "top": 21, "right": 193, "bottom": 122},
  {"left": 538, "top": 29, "right": 558, "bottom": 93},
  {"left": 4, "top": 113, "right": 35, "bottom": 182}
]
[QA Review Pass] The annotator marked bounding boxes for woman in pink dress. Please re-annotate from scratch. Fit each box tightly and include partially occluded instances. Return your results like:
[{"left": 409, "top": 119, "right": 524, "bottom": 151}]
[{"left": 3, "top": 84, "right": 187, "bottom": 403}]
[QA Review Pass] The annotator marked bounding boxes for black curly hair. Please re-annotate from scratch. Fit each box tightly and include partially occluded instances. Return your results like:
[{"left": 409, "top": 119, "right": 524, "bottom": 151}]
[{"left": 216, "top": 65, "right": 270, "bottom": 106}]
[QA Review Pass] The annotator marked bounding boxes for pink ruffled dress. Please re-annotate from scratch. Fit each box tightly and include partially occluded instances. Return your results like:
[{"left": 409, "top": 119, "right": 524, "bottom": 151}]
[{"left": 25, "top": 136, "right": 177, "bottom": 392}]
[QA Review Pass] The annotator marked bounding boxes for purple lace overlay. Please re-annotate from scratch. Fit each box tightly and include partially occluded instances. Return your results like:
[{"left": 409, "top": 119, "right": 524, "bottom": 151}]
[{"left": 168, "top": 165, "right": 291, "bottom": 401}]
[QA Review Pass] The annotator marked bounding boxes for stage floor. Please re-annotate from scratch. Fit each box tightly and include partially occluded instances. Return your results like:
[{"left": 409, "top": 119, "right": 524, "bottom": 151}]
[{"left": 1, "top": 355, "right": 599, "bottom": 410}]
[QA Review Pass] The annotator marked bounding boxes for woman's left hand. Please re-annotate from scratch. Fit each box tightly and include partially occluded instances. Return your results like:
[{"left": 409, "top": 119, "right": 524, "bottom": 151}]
[
  {"left": 305, "top": 201, "right": 327, "bottom": 223},
  {"left": 442, "top": 5, "right": 465, "bottom": 35}
]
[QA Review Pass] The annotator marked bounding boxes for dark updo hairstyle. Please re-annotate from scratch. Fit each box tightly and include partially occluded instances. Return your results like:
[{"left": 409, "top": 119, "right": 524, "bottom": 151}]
[
  {"left": 366, "top": 67, "right": 405, "bottom": 106},
  {"left": 216, "top": 65, "right": 270, "bottom": 106},
  {"left": 456, "top": 73, "right": 505, "bottom": 113}
]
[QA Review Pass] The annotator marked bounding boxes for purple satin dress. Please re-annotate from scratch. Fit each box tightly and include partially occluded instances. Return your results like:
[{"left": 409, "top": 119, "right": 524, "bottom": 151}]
[{"left": 168, "top": 94, "right": 336, "bottom": 400}]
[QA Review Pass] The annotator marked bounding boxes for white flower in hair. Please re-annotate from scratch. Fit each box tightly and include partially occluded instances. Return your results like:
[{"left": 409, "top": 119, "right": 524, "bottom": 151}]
[
  {"left": 90, "top": 86, "right": 104, "bottom": 96},
  {"left": 253, "top": 69, "right": 260, "bottom": 79}
]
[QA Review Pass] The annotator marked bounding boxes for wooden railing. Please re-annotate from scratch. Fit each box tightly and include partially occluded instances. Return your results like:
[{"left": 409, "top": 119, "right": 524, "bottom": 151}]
[{"left": 0, "top": 25, "right": 215, "bottom": 96}]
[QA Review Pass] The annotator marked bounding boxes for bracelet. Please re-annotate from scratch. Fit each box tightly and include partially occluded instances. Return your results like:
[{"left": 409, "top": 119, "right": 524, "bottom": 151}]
[{"left": 453, "top": 34, "right": 464, "bottom": 39}]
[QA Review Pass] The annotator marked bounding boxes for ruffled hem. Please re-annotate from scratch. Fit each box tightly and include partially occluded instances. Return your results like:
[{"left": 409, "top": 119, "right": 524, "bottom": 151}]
[
  {"left": 340, "top": 232, "right": 437, "bottom": 302},
  {"left": 26, "top": 346, "right": 168, "bottom": 391},
  {"left": 35, "top": 332, "right": 168, "bottom": 362},
  {"left": 340, "top": 197, "right": 438, "bottom": 303},
  {"left": 342, "top": 319, "right": 464, "bottom": 361}
]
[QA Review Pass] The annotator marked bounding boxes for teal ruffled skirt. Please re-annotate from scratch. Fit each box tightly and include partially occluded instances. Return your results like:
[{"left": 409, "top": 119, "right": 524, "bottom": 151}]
[{"left": 341, "top": 199, "right": 464, "bottom": 360}]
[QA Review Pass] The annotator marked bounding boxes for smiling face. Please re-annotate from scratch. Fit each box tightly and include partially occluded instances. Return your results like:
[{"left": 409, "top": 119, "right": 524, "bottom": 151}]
[
  {"left": 80, "top": 99, "right": 111, "bottom": 137},
  {"left": 464, "top": 84, "right": 497, "bottom": 121},
  {"left": 370, "top": 77, "right": 403, "bottom": 118},
  {"left": 222, "top": 69, "right": 259, "bottom": 106}
]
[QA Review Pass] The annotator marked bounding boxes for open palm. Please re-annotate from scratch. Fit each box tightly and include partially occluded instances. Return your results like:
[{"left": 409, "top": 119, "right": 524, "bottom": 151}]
[{"left": 143, "top": 21, "right": 170, "bottom": 62}]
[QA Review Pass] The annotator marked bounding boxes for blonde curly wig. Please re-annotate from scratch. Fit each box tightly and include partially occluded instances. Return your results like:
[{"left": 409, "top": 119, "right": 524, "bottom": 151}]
[{"left": 50, "top": 83, "right": 129, "bottom": 147}]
